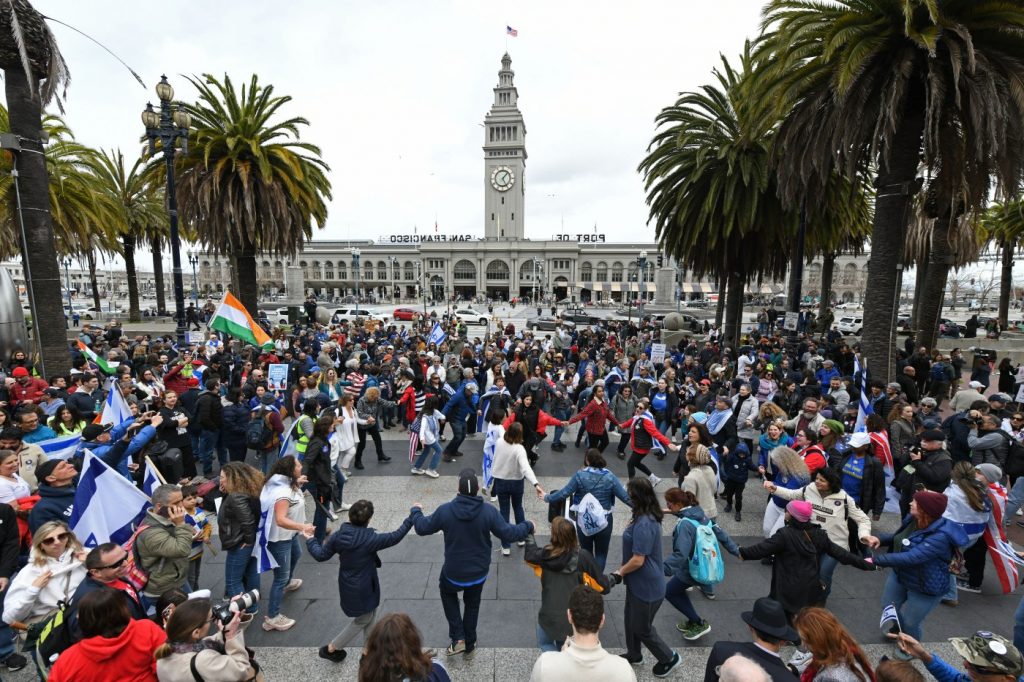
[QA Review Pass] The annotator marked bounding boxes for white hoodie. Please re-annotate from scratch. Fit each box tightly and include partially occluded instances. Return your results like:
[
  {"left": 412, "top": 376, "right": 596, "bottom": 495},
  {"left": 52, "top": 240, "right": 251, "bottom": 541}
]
[{"left": 3, "top": 549, "right": 86, "bottom": 625}]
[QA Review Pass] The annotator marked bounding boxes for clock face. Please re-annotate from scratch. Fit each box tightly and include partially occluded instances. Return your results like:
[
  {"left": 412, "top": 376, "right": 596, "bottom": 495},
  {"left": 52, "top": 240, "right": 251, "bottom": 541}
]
[{"left": 490, "top": 166, "right": 515, "bottom": 192}]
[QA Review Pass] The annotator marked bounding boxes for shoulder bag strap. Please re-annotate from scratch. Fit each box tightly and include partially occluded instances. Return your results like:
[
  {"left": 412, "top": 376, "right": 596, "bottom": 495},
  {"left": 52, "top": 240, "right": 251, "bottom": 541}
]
[{"left": 190, "top": 653, "right": 205, "bottom": 682}]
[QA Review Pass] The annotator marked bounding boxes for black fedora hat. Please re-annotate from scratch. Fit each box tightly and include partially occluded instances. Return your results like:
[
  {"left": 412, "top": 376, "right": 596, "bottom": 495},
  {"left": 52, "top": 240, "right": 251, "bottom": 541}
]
[{"left": 740, "top": 597, "right": 799, "bottom": 643}]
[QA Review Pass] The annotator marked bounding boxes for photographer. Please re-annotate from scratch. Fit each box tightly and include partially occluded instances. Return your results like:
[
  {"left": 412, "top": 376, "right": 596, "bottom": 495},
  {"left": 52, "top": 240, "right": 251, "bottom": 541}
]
[
  {"left": 967, "top": 413, "right": 1010, "bottom": 468},
  {"left": 895, "top": 429, "right": 953, "bottom": 517},
  {"left": 155, "top": 596, "right": 256, "bottom": 681}
]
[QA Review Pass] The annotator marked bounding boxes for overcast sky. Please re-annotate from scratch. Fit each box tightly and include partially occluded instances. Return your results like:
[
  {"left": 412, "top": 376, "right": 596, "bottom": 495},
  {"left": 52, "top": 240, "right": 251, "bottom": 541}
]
[{"left": 35, "top": 1, "right": 765, "bottom": 245}]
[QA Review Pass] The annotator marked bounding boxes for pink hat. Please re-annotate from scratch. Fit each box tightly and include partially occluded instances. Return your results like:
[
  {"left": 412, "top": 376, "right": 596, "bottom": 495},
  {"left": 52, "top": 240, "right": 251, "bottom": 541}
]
[{"left": 786, "top": 500, "right": 813, "bottom": 523}]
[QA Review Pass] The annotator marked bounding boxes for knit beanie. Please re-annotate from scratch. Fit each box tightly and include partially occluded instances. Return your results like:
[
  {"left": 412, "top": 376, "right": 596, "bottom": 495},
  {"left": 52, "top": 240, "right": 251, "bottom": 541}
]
[
  {"left": 913, "top": 490, "right": 948, "bottom": 519},
  {"left": 976, "top": 463, "right": 1003, "bottom": 485},
  {"left": 822, "top": 419, "right": 844, "bottom": 436},
  {"left": 786, "top": 500, "right": 813, "bottom": 523}
]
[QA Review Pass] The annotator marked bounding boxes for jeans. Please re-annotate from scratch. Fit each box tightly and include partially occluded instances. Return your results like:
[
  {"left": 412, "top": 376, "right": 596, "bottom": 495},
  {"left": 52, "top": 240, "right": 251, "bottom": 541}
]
[
  {"left": 258, "top": 447, "right": 279, "bottom": 476},
  {"left": 330, "top": 607, "right": 378, "bottom": 650},
  {"left": 536, "top": 622, "right": 563, "bottom": 653},
  {"left": 444, "top": 418, "right": 467, "bottom": 456},
  {"left": 493, "top": 478, "right": 525, "bottom": 549},
  {"left": 414, "top": 442, "right": 442, "bottom": 471},
  {"left": 623, "top": 591, "right": 673, "bottom": 663},
  {"left": 224, "top": 545, "right": 260, "bottom": 613},
  {"left": 1015, "top": 593, "right": 1024, "bottom": 654},
  {"left": 665, "top": 574, "right": 702, "bottom": 624},
  {"left": 819, "top": 554, "right": 839, "bottom": 600},
  {"left": 879, "top": 572, "right": 943, "bottom": 641},
  {"left": 578, "top": 515, "right": 613, "bottom": 571},
  {"left": 551, "top": 408, "right": 569, "bottom": 446},
  {"left": 0, "top": 580, "right": 15, "bottom": 660},
  {"left": 333, "top": 465, "right": 347, "bottom": 507},
  {"left": 439, "top": 574, "right": 484, "bottom": 648},
  {"left": 197, "top": 429, "right": 218, "bottom": 475},
  {"left": 1007, "top": 476, "right": 1024, "bottom": 521},
  {"left": 267, "top": 535, "right": 302, "bottom": 617}
]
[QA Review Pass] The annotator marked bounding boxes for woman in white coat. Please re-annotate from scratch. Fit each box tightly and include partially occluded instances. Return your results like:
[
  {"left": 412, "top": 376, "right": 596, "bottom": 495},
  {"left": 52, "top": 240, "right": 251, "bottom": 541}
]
[
  {"left": 3, "top": 521, "right": 87, "bottom": 661},
  {"left": 490, "top": 422, "right": 544, "bottom": 557},
  {"left": 333, "top": 394, "right": 366, "bottom": 477},
  {"left": 732, "top": 382, "right": 760, "bottom": 453}
]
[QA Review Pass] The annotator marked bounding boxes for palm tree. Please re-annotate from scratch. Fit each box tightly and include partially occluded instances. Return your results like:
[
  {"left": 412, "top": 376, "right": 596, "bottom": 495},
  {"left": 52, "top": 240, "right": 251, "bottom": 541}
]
[
  {"left": 760, "top": 0, "right": 1024, "bottom": 380},
  {"left": 639, "top": 46, "right": 793, "bottom": 347},
  {"left": 89, "top": 149, "right": 166, "bottom": 322},
  {"left": 981, "top": 199, "right": 1024, "bottom": 328},
  {"left": 175, "top": 74, "right": 331, "bottom": 315},
  {"left": 0, "top": 0, "right": 72, "bottom": 374}
]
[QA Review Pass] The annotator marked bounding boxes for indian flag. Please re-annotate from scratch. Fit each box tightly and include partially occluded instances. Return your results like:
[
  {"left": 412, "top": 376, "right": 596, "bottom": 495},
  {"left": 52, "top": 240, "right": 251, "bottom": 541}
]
[
  {"left": 76, "top": 340, "right": 115, "bottom": 375},
  {"left": 209, "top": 291, "right": 273, "bottom": 349}
]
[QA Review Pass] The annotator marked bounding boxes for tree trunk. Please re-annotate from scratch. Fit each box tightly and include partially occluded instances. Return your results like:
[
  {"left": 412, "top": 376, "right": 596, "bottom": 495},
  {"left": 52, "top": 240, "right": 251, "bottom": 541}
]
[
  {"left": 152, "top": 237, "right": 167, "bottom": 315},
  {"left": 714, "top": 273, "right": 726, "bottom": 328},
  {"left": 915, "top": 215, "right": 954, "bottom": 353},
  {"left": 123, "top": 234, "right": 140, "bottom": 322},
  {"left": 236, "top": 240, "right": 259, "bottom": 317},
  {"left": 860, "top": 90, "right": 925, "bottom": 383},
  {"left": 999, "top": 237, "right": 1014, "bottom": 328},
  {"left": 5, "top": 67, "right": 69, "bottom": 376},
  {"left": 818, "top": 252, "right": 836, "bottom": 321},
  {"left": 910, "top": 249, "right": 929, "bottom": 333},
  {"left": 724, "top": 272, "right": 744, "bottom": 348},
  {"left": 86, "top": 250, "right": 100, "bottom": 311}
]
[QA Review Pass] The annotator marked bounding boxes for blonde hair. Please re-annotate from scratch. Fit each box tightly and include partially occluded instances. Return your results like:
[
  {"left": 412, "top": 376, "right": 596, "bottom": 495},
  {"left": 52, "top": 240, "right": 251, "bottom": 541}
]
[
  {"left": 758, "top": 402, "right": 786, "bottom": 422},
  {"left": 770, "top": 446, "right": 810, "bottom": 482},
  {"left": 686, "top": 443, "right": 712, "bottom": 466},
  {"left": 364, "top": 386, "right": 381, "bottom": 401},
  {"left": 31, "top": 521, "right": 83, "bottom": 566}
]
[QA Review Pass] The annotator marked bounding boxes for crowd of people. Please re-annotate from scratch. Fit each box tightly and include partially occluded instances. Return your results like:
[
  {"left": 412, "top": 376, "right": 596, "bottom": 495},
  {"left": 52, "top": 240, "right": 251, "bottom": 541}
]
[{"left": 0, "top": 306, "right": 1020, "bottom": 680}]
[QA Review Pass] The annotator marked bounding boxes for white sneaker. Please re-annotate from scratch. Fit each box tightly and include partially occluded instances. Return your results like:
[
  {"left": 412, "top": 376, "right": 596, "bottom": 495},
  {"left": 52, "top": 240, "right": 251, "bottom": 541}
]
[
  {"left": 339, "top": 503, "right": 352, "bottom": 512},
  {"left": 425, "top": 469, "right": 440, "bottom": 478},
  {"left": 501, "top": 547, "right": 511, "bottom": 556},
  {"left": 490, "top": 494, "right": 498, "bottom": 502},
  {"left": 284, "top": 579, "right": 302, "bottom": 593},
  {"left": 262, "top": 614, "right": 296, "bottom": 631},
  {"left": 516, "top": 541, "right": 525, "bottom": 547},
  {"left": 649, "top": 474, "right": 662, "bottom": 488},
  {"left": 411, "top": 467, "right": 425, "bottom": 475}
]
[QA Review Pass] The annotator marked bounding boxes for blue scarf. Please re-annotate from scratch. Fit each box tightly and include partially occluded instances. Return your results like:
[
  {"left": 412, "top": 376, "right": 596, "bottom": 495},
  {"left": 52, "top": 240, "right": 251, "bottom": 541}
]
[{"left": 706, "top": 406, "right": 733, "bottom": 435}]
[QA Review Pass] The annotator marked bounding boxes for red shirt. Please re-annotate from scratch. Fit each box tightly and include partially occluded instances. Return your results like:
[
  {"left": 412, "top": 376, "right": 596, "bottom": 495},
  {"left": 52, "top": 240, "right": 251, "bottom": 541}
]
[
  {"left": 48, "top": 617, "right": 166, "bottom": 682},
  {"left": 568, "top": 398, "right": 616, "bottom": 435}
]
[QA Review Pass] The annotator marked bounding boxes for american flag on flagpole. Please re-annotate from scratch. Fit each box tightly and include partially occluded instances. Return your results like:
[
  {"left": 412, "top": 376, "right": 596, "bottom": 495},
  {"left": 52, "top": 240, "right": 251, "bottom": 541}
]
[{"left": 506, "top": 25, "right": 518, "bottom": 37}]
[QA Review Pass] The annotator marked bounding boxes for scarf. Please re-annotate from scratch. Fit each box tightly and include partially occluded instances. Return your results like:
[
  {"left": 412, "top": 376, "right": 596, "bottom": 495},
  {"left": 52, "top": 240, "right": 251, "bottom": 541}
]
[
  {"left": 636, "top": 411, "right": 665, "bottom": 454},
  {"left": 706, "top": 406, "right": 733, "bottom": 435}
]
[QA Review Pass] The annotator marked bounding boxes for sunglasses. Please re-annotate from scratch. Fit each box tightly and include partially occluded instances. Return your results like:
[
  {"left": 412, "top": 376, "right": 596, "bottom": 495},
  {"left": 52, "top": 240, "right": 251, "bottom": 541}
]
[
  {"left": 41, "top": 532, "right": 69, "bottom": 546},
  {"left": 96, "top": 554, "right": 128, "bottom": 570}
]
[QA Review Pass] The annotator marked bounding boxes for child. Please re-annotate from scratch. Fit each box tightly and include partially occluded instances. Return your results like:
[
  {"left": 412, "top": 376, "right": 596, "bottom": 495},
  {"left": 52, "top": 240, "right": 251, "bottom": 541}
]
[
  {"left": 411, "top": 396, "right": 445, "bottom": 478},
  {"left": 181, "top": 483, "right": 212, "bottom": 589}
]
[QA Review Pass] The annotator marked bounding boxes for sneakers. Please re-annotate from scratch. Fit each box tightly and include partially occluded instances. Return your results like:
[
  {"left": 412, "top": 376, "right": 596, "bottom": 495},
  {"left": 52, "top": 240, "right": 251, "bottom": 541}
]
[
  {"left": 284, "top": 579, "right": 303, "bottom": 593},
  {"left": 678, "top": 620, "right": 711, "bottom": 641},
  {"left": 619, "top": 653, "right": 643, "bottom": 665},
  {"left": 425, "top": 469, "right": 440, "bottom": 478},
  {"left": 411, "top": 467, "right": 425, "bottom": 475},
  {"left": 723, "top": 503, "right": 733, "bottom": 513},
  {"left": 734, "top": 511, "right": 741, "bottom": 522},
  {"left": 318, "top": 645, "right": 347, "bottom": 662},
  {"left": 956, "top": 579, "right": 982, "bottom": 594},
  {"left": 339, "top": 502, "right": 352, "bottom": 512},
  {"left": 262, "top": 614, "right": 296, "bottom": 631},
  {"left": 501, "top": 547, "right": 511, "bottom": 556},
  {"left": 445, "top": 640, "right": 466, "bottom": 656},
  {"left": 1, "top": 653, "right": 26, "bottom": 672},
  {"left": 648, "top": 474, "right": 662, "bottom": 488},
  {"left": 443, "top": 455, "right": 457, "bottom": 463},
  {"left": 941, "top": 598, "right": 959, "bottom": 607},
  {"left": 653, "top": 651, "right": 681, "bottom": 678},
  {"left": 698, "top": 587, "right": 716, "bottom": 600},
  {"left": 517, "top": 540, "right": 525, "bottom": 547}
]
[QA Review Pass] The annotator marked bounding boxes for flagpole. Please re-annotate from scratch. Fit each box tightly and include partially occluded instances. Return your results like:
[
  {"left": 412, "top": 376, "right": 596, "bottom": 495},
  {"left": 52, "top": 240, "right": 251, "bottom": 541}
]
[{"left": 144, "top": 456, "right": 167, "bottom": 486}]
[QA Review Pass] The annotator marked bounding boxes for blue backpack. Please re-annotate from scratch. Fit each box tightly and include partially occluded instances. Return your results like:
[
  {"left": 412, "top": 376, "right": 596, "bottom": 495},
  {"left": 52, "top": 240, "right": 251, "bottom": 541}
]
[{"left": 685, "top": 517, "right": 725, "bottom": 585}]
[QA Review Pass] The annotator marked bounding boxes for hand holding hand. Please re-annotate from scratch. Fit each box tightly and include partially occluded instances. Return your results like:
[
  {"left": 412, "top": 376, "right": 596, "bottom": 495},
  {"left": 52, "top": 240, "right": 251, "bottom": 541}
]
[
  {"left": 300, "top": 528, "right": 315, "bottom": 540},
  {"left": 297, "top": 475, "right": 309, "bottom": 486},
  {"left": 669, "top": 443, "right": 680, "bottom": 452},
  {"left": 535, "top": 486, "right": 545, "bottom": 500},
  {"left": 150, "top": 414, "right": 164, "bottom": 427},
  {"left": 762, "top": 480, "right": 775, "bottom": 492},
  {"left": 861, "top": 535, "right": 881, "bottom": 549}
]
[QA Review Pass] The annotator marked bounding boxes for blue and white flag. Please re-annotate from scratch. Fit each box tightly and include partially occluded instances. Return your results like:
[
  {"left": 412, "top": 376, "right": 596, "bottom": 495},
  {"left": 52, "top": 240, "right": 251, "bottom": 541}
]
[
  {"left": 428, "top": 322, "right": 447, "bottom": 346},
  {"left": 879, "top": 603, "right": 901, "bottom": 631},
  {"left": 853, "top": 355, "right": 873, "bottom": 433},
  {"left": 400, "top": 327, "right": 409, "bottom": 342},
  {"left": 37, "top": 433, "right": 82, "bottom": 461},
  {"left": 482, "top": 426, "right": 500, "bottom": 489},
  {"left": 278, "top": 418, "right": 300, "bottom": 460},
  {"left": 252, "top": 475, "right": 294, "bottom": 573},
  {"left": 70, "top": 450, "right": 151, "bottom": 547},
  {"left": 142, "top": 457, "right": 164, "bottom": 497},
  {"left": 98, "top": 377, "right": 133, "bottom": 426}
]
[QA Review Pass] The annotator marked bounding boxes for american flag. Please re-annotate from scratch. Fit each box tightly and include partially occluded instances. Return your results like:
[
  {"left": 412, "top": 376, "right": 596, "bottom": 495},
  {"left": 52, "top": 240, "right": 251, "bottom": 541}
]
[
  {"left": 506, "top": 25, "right": 518, "bottom": 37},
  {"left": 985, "top": 482, "right": 1019, "bottom": 594}
]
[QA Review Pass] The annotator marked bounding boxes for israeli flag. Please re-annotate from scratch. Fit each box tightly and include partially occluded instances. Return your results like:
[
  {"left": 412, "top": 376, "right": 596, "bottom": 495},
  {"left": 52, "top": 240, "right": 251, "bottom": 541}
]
[
  {"left": 70, "top": 450, "right": 151, "bottom": 548},
  {"left": 879, "top": 603, "right": 901, "bottom": 632},
  {"left": 98, "top": 377, "right": 133, "bottom": 426},
  {"left": 142, "top": 458, "right": 164, "bottom": 497},
  {"left": 37, "top": 433, "right": 82, "bottom": 461},
  {"left": 428, "top": 321, "right": 447, "bottom": 346},
  {"left": 853, "top": 355, "right": 873, "bottom": 433},
  {"left": 400, "top": 327, "right": 409, "bottom": 341},
  {"left": 482, "top": 427, "right": 499, "bottom": 489}
]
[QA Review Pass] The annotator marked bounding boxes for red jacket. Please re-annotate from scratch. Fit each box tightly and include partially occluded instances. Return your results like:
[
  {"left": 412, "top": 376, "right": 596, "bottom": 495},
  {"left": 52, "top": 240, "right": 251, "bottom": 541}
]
[
  {"left": 799, "top": 445, "right": 828, "bottom": 476},
  {"left": 567, "top": 398, "right": 616, "bottom": 435},
  {"left": 503, "top": 408, "right": 561, "bottom": 435},
  {"left": 620, "top": 415, "right": 672, "bottom": 455},
  {"left": 398, "top": 385, "right": 417, "bottom": 422},
  {"left": 162, "top": 360, "right": 205, "bottom": 395},
  {"left": 48, "top": 617, "right": 166, "bottom": 682},
  {"left": 9, "top": 377, "right": 48, "bottom": 407}
]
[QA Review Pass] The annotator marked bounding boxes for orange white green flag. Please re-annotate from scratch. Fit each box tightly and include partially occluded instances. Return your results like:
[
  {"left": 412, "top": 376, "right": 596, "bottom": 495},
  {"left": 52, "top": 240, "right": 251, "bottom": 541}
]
[
  {"left": 76, "top": 340, "right": 114, "bottom": 375},
  {"left": 209, "top": 291, "right": 273, "bottom": 349}
]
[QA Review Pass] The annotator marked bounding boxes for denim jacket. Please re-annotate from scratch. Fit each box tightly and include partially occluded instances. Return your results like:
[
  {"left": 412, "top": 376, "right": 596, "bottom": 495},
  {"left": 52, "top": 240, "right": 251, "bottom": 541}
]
[{"left": 545, "top": 468, "right": 632, "bottom": 512}]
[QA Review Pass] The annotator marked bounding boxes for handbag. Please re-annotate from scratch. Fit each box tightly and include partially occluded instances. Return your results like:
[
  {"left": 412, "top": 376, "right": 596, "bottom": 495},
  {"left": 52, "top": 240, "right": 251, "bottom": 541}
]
[{"left": 189, "top": 646, "right": 265, "bottom": 682}]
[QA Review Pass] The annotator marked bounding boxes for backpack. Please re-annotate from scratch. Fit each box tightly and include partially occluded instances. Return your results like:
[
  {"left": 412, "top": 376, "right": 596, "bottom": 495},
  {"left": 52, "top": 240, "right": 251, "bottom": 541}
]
[
  {"left": 25, "top": 572, "right": 75, "bottom": 671},
  {"left": 572, "top": 492, "right": 609, "bottom": 537},
  {"left": 245, "top": 408, "right": 273, "bottom": 449},
  {"left": 684, "top": 517, "right": 725, "bottom": 585},
  {"left": 930, "top": 363, "right": 947, "bottom": 382},
  {"left": 1003, "top": 432, "right": 1024, "bottom": 478},
  {"left": 122, "top": 523, "right": 152, "bottom": 592}
]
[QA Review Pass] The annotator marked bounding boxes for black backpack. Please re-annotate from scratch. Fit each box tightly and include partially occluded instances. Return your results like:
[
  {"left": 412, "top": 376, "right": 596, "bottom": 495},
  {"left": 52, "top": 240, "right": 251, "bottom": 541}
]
[
  {"left": 1002, "top": 432, "right": 1024, "bottom": 479},
  {"left": 245, "top": 408, "right": 273, "bottom": 449}
]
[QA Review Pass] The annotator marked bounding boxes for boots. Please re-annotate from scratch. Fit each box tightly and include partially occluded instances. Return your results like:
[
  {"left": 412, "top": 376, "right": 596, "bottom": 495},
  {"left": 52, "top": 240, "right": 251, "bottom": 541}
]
[
  {"left": 734, "top": 511, "right": 741, "bottom": 522},
  {"left": 723, "top": 501, "right": 733, "bottom": 513}
]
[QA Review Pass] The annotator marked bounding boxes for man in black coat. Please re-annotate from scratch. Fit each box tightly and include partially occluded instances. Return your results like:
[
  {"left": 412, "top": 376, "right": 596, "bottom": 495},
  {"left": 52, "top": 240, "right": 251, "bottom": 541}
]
[
  {"left": 193, "top": 377, "right": 223, "bottom": 476},
  {"left": 703, "top": 597, "right": 798, "bottom": 681}
]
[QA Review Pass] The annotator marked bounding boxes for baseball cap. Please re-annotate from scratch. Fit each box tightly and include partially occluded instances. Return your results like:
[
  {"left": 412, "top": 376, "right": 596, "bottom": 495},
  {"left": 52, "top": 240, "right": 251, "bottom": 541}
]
[
  {"left": 989, "top": 393, "right": 1011, "bottom": 403},
  {"left": 81, "top": 423, "right": 113, "bottom": 442},
  {"left": 458, "top": 468, "right": 479, "bottom": 496},
  {"left": 919, "top": 428, "right": 945, "bottom": 442},
  {"left": 969, "top": 381, "right": 985, "bottom": 389},
  {"left": 848, "top": 432, "right": 871, "bottom": 449},
  {"left": 950, "top": 631, "right": 1023, "bottom": 676},
  {"left": 10, "top": 367, "right": 28, "bottom": 378}
]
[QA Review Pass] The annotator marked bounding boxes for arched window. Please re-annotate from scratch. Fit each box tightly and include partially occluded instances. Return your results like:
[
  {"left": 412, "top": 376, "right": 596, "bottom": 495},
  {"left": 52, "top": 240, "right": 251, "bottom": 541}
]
[
  {"left": 377, "top": 262, "right": 388, "bottom": 281},
  {"left": 324, "top": 261, "right": 334, "bottom": 280},
  {"left": 485, "top": 259, "right": 510, "bottom": 281},
  {"left": 580, "top": 263, "right": 593, "bottom": 282},
  {"left": 805, "top": 263, "right": 821, "bottom": 284},
  {"left": 611, "top": 262, "right": 624, "bottom": 282},
  {"left": 454, "top": 259, "right": 476, "bottom": 281},
  {"left": 627, "top": 262, "right": 639, "bottom": 281},
  {"left": 595, "top": 262, "right": 608, "bottom": 282},
  {"left": 842, "top": 263, "right": 857, "bottom": 285},
  {"left": 404, "top": 261, "right": 415, "bottom": 281},
  {"left": 519, "top": 260, "right": 543, "bottom": 282},
  {"left": 337, "top": 263, "right": 347, "bottom": 280},
  {"left": 363, "top": 261, "right": 373, "bottom": 280}
]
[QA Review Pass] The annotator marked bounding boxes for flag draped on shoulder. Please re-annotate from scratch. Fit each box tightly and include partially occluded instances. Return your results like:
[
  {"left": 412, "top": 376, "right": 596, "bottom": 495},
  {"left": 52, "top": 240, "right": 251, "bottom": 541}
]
[
  {"left": 70, "top": 451, "right": 151, "bottom": 547},
  {"left": 856, "top": 355, "right": 899, "bottom": 513},
  {"left": 253, "top": 475, "right": 294, "bottom": 573},
  {"left": 984, "top": 482, "right": 1019, "bottom": 594},
  {"left": 76, "top": 340, "right": 114, "bottom": 375},
  {"left": 210, "top": 291, "right": 273, "bottom": 350},
  {"left": 37, "top": 433, "right": 82, "bottom": 461}
]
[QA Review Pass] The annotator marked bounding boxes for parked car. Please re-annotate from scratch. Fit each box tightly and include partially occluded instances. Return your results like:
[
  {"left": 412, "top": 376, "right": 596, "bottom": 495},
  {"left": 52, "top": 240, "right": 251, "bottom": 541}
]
[
  {"left": 526, "top": 315, "right": 575, "bottom": 332},
  {"left": 452, "top": 308, "right": 489, "bottom": 325},
  {"left": 393, "top": 307, "right": 419, "bottom": 321},
  {"left": 560, "top": 307, "right": 599, "bottom": 325},
  {"left": 837, "top": 315, "right": 863, "bottom": 335},
  {"left": 331, "top": 308, "right": 389, "bottom": 324}
]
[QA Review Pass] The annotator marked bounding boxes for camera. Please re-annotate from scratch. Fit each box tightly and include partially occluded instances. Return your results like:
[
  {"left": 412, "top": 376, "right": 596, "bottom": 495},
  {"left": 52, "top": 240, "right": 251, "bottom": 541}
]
[
  {"left": 958, "top": 415, "right": 981, "bottom": 427},
  {"left": 211, "top": 589, "right": 260, "bottom": 625}
]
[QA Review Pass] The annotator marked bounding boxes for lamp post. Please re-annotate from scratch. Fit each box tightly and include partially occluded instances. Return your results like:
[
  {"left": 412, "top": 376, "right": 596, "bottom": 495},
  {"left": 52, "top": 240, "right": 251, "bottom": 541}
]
[
  {"left": 187, "top": 251, "right": 199, "bottom": 304},
  {"left": 389, "top": 256, "right": 398, "bottom": 304},
  {"left": 637, "top": 250, "right": 648, "bottom": 318},
  {"left": 351, "top": 248, "right": 361, "bottom": 303},
  {"left": 415, "top": 260, "right": 427, "bottom": 322},
  {"left": 533, "top": 257, "right": 542, "bottom": 316},
  {"left": 142, "top": 75, "right": 191, "bottom": 344},
  {"left": 62, "top": 258, "right": 72, "bottom": 318}
]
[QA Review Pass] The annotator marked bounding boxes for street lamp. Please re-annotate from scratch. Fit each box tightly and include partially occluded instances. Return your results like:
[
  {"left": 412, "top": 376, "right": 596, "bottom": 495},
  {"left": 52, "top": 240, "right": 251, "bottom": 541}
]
[
  {"left": 533, "top": 257, "right": 542, "bottom": 316},
  {"left": 389, "top": 256, "right": 398, "bottom": 304},
  {"left": 187, "top": 251, "right": 199, "bottom": 304},
  {"left": 142, "top": 75, "right": 191, "bottom": 344},
  {"left": 351, "top": 248, "right": 361, "bottom": 303},
  {"left": 415, "top": 260, "right": 427, "bottom": 321},
  {"left": 638, "top": 250, "right": 648, "bottom": 317},
  {"left": 62, "top": 258, "right": 72, "bottom": 319}
]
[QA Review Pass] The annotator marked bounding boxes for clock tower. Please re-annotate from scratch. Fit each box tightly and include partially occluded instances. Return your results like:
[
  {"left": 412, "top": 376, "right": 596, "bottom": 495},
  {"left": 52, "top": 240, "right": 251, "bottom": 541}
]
[{"left": 483, "top": 53, "right": 526, "bottom": 240}]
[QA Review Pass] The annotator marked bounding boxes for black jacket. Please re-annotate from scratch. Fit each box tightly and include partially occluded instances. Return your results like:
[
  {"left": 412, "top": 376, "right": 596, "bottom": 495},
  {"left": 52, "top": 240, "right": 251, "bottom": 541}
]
[
  {"left": 194, "top": 390, "right": 223, "bottom": 431},
  {"left": 217, "top": 492, "right": 259, "bottom": 551},
  {"left": 831, "top": 451, "right": 886, "bottom": 517},
  {"left": 704, "top": 641, "right": 797, "bottom": 682},
  {"left": 303, "top": 435, "right": 334, "bottom": 492},
  {"left": 524, "top": 538, "right": 612, "bottom": 641},
  {"left": 738, "top": 520, "right": 872, "bottom": 614},
  {"left": 0, "top": 504, "right": 18, "bottom": 580}
]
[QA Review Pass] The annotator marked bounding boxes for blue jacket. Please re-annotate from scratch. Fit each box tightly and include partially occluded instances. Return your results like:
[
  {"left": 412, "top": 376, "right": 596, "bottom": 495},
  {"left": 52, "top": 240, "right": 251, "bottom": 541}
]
[
  {"left": 221, "top": 402, "right": 251, "bottom": 437},
  {"left": 545, "top": 468, "right": 632, "bottom": 513},
  {"left": 722, "top": 444, "right": 755, "bottom": 483},
  {"left": 28, "top": 484, "right": 76, "bottom": 533},
  {"left": 415, "top": 493, "right": 530, "bottom": 585},
  {"left": 664, "top": 506, "right": 740, "bottom": 581},
  {"left": 306, "top": 508, "right": 421, "bottom": 617},
  {"left": 815, "top": 367, "right": 840, "bottom": 392},
  {"left": 442, "top": 390, "right": 475, "bottom": 422},
  {"left": 77, "top": 419, "right": 155, "bottom": 478},
  {"left": 875, "top": 515, "right": 969, "bottom": 596}
]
